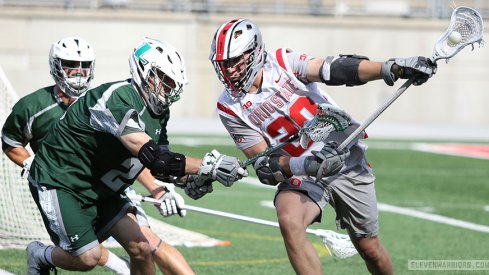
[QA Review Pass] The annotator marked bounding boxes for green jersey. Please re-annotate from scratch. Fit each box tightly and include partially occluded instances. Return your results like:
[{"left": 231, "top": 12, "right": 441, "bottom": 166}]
[
  {"left": 31, "top": 80, "right": 170, "bottom": 204},
  {"left": 1, "top": 85, "right": 69, "bottom": 153}
]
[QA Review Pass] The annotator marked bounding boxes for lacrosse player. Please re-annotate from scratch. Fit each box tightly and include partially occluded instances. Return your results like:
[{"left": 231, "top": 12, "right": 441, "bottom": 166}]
[
  {"left": 1, "top": 36, "right": 134, "bottom": 274},
  {"left": 1, "top": 36, "right": 201, "bottom": 275},
  {"left": 12, "top": 37, "right": 246, "bottom": 274},
  {"left": 203, "top": 18, "right": 437, "bottom": 275}
]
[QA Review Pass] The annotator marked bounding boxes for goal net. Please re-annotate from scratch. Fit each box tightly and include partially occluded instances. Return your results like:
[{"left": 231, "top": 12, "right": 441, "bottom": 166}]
[{"left": 0, "top": 66, "right": 227, "bottom": 249}]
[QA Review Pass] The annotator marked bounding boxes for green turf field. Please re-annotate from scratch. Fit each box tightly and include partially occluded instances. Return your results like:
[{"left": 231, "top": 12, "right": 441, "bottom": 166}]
[{"left": 2, "top": 137, "right": 488, "bottom": 274}]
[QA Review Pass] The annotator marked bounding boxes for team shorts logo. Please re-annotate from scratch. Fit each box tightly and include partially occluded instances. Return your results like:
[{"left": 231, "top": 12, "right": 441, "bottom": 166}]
[
  {"left": 290, "top": 178, "right": 302, "bottom": 187},
  {"left": 70, "top": 234, "right": 79, "bottom": 242},
  {"left": 231, "top": 133, "right": 245, "bottom": 143}
]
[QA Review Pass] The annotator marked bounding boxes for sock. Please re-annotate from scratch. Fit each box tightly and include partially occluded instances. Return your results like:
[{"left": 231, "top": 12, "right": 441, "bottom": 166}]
[
  {"left": 44, "top": 246, "right": 55, "bottom": 266},
  {"left": 104, "top": 251, "right": 130, "bottom": 275}
]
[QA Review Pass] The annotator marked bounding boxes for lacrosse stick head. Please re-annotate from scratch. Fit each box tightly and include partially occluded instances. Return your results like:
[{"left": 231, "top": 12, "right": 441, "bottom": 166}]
[
  {"left": 315, "top": 229, "right": 358, "bottom": 259},
  {"left": 431, "top": 6, "right": 484, "bottom": 63},
  {"left": 299, "top": 103, "right": 351, "bottom": 149}
]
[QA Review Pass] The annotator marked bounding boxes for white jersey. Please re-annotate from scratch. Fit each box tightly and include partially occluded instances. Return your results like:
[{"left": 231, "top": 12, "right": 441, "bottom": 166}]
[{"left": 217, "top": 48, "right": 374, "bottom": 183}]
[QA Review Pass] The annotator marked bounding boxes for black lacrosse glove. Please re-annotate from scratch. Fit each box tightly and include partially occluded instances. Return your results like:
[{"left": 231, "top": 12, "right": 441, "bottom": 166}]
[
  {"left": 382, "top": 56, "right": 437, "bottom": 86},
  {"left": 305, "top": 142, "right": 349, "bottom": 180}
]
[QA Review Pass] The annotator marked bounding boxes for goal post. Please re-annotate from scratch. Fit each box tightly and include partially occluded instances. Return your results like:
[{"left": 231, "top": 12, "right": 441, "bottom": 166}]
[{"left": 0, "top": 66, "right": 227, "bottom": 249}]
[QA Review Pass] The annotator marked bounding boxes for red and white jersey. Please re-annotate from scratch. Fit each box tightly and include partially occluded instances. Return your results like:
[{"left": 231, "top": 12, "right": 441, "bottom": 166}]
[{"left": 217, "top": 48, "right": 372, "bottom": 178}]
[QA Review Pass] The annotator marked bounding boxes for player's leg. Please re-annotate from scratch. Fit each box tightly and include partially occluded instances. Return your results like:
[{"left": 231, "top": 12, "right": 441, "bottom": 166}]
[
  {"left": 328, "top": 171, "right": 393, "bottom": 275},
  {"left": 27, "top": 182, "right": 106, "bottom": 272},
  {"left": 98, "top": 244, "right": 130, "bottom": 274},
  {"left": 141, "top": 226, "right": 195, "bottom": 275},
  {"left": 108, "top": 211, "right": 155, "bottom": 275},
  {"left": 348, "top": 234, "right": 392, "bottom": 275},
  {"left": 274, "top": 190, "right": 322, "bottom": 275},
  {"left": 128, "top": 186, "right": 194, "bottom": 275}
]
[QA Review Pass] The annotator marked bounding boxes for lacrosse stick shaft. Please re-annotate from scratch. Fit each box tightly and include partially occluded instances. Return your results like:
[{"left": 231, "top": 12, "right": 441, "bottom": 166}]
[
  {"left": 337, "top": 76, "right": 416, "bottom": 151},
  {"left": 130, "top": 193, "right": 323, "bottom": 236},
  {"left": 240, "top": 133, "right": 300, "bottom": 168}
]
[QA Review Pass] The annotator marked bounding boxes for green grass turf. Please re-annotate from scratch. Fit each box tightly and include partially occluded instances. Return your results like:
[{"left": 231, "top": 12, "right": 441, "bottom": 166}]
[{"left": 2, "top": 138, "right": 488, "bottom": 274}]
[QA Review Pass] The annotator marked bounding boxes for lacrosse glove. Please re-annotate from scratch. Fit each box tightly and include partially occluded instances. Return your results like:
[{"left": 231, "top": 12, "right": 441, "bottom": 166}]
[
  {"left": 184, "top": 175, "right": 214, "bottom": 200},
  {"left": 198, "top": 150, "right": 248, "bottom": 187},
  {"left": 305, "top": 142, "right": 349, "bottom": 180},
  {"left": 155, "top": 182, "right": 187, "bottom": 217},
  {"left": 21, "top": 155, "right": 34, "bottom": 179},
  {"left": 382, "top": 56, "right": 437, "bottom": 86},
  {"left": 253, "top": 155, "right": 288, "bottom": 186}
]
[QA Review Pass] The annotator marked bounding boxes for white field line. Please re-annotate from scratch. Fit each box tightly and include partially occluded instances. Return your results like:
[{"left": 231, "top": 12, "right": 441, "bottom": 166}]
[
  {"left": 0, "top": 269, "right": 15, "bottom": 275},
  {"left": 377, "top": 203, "right": 489, "bottom": 233}
]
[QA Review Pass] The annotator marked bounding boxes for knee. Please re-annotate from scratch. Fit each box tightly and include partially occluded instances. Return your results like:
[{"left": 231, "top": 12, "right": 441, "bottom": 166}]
[
  {"left": 277, "top": 212, "right": 304, "bottom": 236},
  {"left": 355, "top": 237, "right": 382, "bottom": 262},
  {"left": 77, "top": 250, "right": 101, "bottom": 271},
  {"left": 127, "top": 237, "right": 152, "bottom": 260}
]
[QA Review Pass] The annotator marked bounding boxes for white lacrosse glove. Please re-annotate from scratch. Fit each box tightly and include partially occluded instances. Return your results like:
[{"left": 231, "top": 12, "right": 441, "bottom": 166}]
[
  {"left": 155, "top": 181, "right": 187, "bottom": 217},
  {"left": 299, "top": 103, "right": 351, "bottom": 149},
  {"left": 21, "top": 155, "right": 34, "bottom": 179},
  {"left": 198, "top": 150, "right": 248, "bottom": 187},
  {"left": 184, "top": 175, "right": 214, "bottom": 200},
  {"left": 382, "top": 56, "right": 437, "bottom": 86},
  {"left": 303, "top": 142, "right": 349, "bottom": 180}
]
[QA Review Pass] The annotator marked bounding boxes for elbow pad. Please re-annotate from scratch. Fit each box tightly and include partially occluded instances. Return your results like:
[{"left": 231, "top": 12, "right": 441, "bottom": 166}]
[
  {"left": 320, "top": 54, "right": 369, "bottom": 86},
  {"left": 138, "top": 140, "right": 186, "bottom": 179}
]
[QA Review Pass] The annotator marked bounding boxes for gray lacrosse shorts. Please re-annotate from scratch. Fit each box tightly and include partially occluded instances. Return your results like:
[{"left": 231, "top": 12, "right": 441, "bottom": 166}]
[{"left": 276, "top": 168, "right": 379, "bottom": 237}]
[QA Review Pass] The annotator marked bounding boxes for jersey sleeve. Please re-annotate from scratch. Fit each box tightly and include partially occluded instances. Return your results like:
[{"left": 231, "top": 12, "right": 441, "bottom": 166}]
[
  {"left": 219, "top": 114, "right": 264, "bottom": 151},
  {"left": 89, "top": 86, "right": 145, "bottom": 138},
  {"left": 1, "top": 98, "right": 31, "bottom": 148},
  {"left": 283, "top": 48, "right": 315, "bottom": 84}
]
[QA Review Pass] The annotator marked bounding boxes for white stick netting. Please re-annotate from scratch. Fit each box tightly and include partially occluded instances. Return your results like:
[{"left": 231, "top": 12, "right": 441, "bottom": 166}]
[{"left": 432, "top": 6, "right": 484, "bottom": 61}]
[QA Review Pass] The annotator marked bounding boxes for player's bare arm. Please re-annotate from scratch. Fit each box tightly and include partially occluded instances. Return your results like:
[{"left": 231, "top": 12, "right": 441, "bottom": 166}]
[{"left": 3, "top": 146, "right": 30, "bottom": 167}]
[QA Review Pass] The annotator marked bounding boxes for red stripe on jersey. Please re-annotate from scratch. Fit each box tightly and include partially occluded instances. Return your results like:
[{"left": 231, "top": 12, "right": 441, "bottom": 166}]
[
  {"left": 275, "top": 48, "right": 287, "bottom": 71},
  {"left": 215, "top": 19, "right": 240, "bottom": 61},
  {"left": 217, "top": 102, "right": 238, "bottom": 117}
]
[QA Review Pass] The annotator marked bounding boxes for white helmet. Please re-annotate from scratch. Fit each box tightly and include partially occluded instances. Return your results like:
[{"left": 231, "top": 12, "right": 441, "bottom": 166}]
[
  {"left": 49, "top": 37, "right": 96, "bottom": 97},
  {"left": 209, "top": 18, "right": 265, "bottom": 98},
  {"left": 129, "top": 37, "right": 188, "bottom": 115}
]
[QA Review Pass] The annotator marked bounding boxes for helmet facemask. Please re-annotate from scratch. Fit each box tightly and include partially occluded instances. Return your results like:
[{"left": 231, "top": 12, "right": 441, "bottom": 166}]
[
  {"left": 129, "top": 38, "right": 188, "bottom": 116},
  {"left": 51, "top": 58, "right": 95, "bottom": 97},
  {"left": 142, "top": 65, "right": 183, "bottom": 115},
  {"left": 49, "top": 37, "right": 96, "bottom": 98}
]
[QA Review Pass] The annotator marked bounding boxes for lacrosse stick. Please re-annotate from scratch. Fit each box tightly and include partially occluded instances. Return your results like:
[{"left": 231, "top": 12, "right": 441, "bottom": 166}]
[
  {"left": 127, "top": 192, "right": 358, "bottom": 259},
  {"left": 240, "top": 103, "right": 351, "bottom": 167},
  {"left": 311, "top": 6, "right": 484, "bottom": 156}
]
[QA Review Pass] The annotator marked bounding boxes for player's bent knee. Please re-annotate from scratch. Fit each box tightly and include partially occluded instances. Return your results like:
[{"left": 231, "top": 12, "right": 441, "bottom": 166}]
[
  {"left": 78, "top": 250, "right": 102, "bottom": 270},
  {"left": 276, "top": 213, "right": 304, "bottom": 234},
  {"left": 126, "top": 239, "right": 153, "bottom": 260},
  {"left": 354, "top": 236, "right": 382, "bottom": 262}
]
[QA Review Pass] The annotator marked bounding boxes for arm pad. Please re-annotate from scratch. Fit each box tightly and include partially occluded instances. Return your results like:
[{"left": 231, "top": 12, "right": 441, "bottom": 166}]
[
  {"left": 320, "top": 54, "right": 369, "bottom": 86},
  {"left": 138, "top": 140, "right": 186, "bottom": 179}
]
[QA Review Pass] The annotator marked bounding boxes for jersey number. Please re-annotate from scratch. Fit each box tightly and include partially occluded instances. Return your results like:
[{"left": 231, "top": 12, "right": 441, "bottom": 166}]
[
  {"left": 101, "top": 158, "right": 143, "bottom": 192},
  {"left": 266, "top": 97, "right": 316, "bottom": 156}
]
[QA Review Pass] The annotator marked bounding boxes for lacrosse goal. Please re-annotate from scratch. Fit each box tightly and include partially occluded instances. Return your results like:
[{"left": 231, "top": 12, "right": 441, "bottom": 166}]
[{"left": 0, "top": 66, "right": 226, "bottom": 249}]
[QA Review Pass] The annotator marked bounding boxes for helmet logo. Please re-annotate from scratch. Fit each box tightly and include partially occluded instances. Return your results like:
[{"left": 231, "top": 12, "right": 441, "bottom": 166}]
[{"left": 134, "top": 43, "right": 151, "bottom": 65}]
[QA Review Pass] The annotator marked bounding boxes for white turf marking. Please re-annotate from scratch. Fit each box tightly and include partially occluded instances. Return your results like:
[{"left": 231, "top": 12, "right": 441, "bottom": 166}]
[
  {"left": 377, "top": 203, "right": 489, "bottom": 233},
  {"left": 0, "top": 269, "right": 15, "bottom": 275}
]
